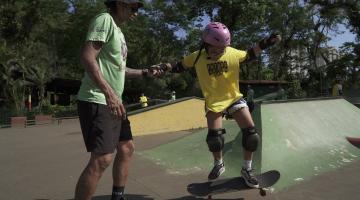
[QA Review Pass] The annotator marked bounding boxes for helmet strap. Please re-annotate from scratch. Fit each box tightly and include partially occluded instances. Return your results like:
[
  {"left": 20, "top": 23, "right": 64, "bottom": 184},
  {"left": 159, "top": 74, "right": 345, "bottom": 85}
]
[
  {"left": 203, "top": 42, "right": 210, "bottom": 52},
  {"left": 193, "top": 43, "right": 205, "bottom": 67}
]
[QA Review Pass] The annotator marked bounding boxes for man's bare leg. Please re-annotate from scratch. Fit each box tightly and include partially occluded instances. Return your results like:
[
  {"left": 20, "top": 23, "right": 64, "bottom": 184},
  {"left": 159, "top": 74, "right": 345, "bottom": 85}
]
[
  {"left": 111, "top": 140, "right": 135, "bottom": 199},
  {"left": 113, "top": 140, "right": 135, "bottom": 186},
  {"left": 75, "top": 153, "right": 113, "bottom": 200}
]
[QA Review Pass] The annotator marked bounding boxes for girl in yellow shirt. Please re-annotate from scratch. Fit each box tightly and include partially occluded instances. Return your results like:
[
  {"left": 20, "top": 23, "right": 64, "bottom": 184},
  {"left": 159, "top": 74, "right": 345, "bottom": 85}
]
[{"left": 152, "top": 22, "right": 280, "bottom": 188}]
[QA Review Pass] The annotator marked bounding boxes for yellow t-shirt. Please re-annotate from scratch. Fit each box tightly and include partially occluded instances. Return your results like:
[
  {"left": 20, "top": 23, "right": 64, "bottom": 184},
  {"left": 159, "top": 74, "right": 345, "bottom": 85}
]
[{"left": 182, "top": 47, "right": 247, "bottom": 112}]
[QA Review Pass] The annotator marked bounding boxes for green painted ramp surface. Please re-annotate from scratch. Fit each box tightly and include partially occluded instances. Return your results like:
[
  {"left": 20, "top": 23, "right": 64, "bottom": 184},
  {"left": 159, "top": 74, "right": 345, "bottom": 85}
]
[
  {"left": 260, "top": 98, "right": 360, "bottom": 189},
  {"left": 140, "top": 120, "right": 245, "bottom": 175},
  {"left": 140, "top": 98, "right": 360, "bottom": 192}
]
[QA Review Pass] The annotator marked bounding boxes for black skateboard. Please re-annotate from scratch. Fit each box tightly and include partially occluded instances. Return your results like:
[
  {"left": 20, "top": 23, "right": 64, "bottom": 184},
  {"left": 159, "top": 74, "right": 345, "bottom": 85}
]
[
  {"left": 187, "top": 170, "right": 280, "bottom": 198},
  {"left": 346, "top": 136, "right": 360, "bottom": 148}
]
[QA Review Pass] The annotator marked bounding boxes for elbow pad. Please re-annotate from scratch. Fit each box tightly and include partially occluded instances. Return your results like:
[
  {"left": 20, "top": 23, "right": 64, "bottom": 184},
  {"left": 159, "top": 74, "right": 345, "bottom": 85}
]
[{"left": 245, "top": 48, "right": 258, "bottom": 62}]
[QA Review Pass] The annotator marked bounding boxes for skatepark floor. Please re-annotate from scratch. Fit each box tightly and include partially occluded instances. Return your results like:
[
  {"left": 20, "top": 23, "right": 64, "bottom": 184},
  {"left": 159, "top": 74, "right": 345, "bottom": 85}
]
[{"left": 0, "top": 121, "right": 359, "bottom": 200}]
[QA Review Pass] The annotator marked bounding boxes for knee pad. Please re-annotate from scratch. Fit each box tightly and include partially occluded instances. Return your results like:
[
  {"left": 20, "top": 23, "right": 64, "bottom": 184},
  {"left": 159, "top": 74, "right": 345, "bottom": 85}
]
[
  {"left": 241, "top": 127, "right": 260, "bottom": 152},
  {"left": 206, "top": 129, "right": 226, "bottom": 152}
]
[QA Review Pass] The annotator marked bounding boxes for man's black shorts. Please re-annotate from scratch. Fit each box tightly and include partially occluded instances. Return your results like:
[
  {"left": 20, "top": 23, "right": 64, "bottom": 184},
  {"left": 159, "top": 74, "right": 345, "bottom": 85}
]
[{"left": 77, "top": 100, "right": 133, "bottom": 153}]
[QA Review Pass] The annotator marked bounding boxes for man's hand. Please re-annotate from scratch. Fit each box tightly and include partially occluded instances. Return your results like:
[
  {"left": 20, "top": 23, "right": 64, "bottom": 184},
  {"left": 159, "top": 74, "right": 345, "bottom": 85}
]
[
  {"left": 149, "top": 63, "right": 169, "bottom": 77},
  {"left": 105, "top": 91, "right": 126, "bottom": 120}
]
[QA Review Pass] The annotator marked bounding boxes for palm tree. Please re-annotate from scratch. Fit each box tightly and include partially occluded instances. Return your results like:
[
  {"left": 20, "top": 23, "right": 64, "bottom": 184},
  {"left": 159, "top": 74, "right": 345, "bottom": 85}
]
[
  {"left": 25, "top": 63, "right": 54, "bottom": 114},
  {"left": 0, "top": 60, "right": 30, "bottom": 116}
]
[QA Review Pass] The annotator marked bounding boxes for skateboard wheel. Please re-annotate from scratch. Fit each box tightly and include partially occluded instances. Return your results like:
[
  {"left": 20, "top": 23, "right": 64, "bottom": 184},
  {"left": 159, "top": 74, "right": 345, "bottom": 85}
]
[{"left": 260, "top": 188, "right": 267, "bottom": 196}]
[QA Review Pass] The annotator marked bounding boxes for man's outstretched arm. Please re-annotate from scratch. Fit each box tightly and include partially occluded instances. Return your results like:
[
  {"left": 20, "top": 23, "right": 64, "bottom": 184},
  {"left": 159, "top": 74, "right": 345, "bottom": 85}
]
[{"left": 125, "top": 67, "right": 150, "bottom": 78}]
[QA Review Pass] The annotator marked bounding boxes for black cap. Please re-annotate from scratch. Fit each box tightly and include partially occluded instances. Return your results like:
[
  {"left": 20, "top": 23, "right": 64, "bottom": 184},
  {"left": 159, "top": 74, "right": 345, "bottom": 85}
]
[{"left": 105, "top": 0, "right": 143, "bottom": 8}]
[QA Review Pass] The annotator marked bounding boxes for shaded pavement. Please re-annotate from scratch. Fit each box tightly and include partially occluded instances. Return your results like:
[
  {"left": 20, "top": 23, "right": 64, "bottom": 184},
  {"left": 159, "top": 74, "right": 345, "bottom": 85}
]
[{"left": 0, "top": 120, "right": 359, "bottom": 200}]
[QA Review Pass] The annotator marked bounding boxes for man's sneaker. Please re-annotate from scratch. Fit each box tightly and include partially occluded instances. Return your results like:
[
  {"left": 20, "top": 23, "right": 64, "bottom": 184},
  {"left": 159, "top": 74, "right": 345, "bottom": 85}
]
[
  {"left": 241, "top": 167, "right": 259, "bottom": 188},
  {"left": 208, "top": 162, "right": 225, "bottom": 180}
]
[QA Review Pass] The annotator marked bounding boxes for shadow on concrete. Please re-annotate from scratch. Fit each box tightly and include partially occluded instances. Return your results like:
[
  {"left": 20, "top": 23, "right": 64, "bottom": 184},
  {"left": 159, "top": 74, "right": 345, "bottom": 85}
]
[
  {"left": 67, "top": 195, "right": 243, "bottom": 200},
  {"left": 95, "top": 195, "right": 154, "bottom": 200},
  {"left": 67, "top": 194, "right": 154, "bottom": 200},
  {"left": 168, "top": 196, "right": 244, "bottom": 200}
]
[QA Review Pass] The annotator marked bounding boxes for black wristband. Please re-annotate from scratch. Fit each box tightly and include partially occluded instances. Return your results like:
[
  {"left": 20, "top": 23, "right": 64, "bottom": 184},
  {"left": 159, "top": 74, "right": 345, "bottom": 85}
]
[
  {"left": 159, "top": 63, "right": 169, "bottom": 71},
  {"left": 246, "top": 48, "right": 257, "bottom": 62}
]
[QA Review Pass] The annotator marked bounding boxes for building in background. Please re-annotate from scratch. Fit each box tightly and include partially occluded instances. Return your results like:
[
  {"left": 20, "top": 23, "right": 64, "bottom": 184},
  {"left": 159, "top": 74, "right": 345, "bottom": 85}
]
[{"left": 288, "top": 46, "right": 341, "bottom": 78}]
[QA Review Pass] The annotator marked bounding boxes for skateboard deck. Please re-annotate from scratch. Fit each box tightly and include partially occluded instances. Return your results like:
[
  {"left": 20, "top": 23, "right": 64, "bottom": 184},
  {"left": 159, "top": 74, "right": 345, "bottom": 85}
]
[
  {"left": 187, "top": 170, "right": 280, "bottom": 197},
  {"left": 346, "top": 136, "right": 360, "bottom": 148}
]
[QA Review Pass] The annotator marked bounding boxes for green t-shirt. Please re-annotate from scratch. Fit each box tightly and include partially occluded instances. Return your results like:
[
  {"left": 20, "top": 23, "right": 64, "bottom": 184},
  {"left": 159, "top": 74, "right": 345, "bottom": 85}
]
[{"left": 77, "top": 13, "right": 127, "bottom": 105}]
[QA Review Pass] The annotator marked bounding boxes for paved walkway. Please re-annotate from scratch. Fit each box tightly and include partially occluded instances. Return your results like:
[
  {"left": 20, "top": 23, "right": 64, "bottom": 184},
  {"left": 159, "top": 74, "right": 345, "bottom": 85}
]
[{"left": 0, "top": 121, "right": 359, "bottom": 200}]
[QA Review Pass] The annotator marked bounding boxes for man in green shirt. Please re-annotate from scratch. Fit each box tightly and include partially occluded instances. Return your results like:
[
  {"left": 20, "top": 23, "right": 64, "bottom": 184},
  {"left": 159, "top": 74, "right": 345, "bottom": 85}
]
[{"left": 75, "top": 1, "right": 150, "bottom": 200}]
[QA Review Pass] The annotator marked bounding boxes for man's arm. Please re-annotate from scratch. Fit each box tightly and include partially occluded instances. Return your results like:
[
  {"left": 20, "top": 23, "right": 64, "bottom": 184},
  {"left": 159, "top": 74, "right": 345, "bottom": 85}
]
[
  {"left": 81, "top": 41, "right": 113, "bottom": 96},
  {"left": 148, "top": 61, "right": 187, "bottom": 76},
  {"left": 80, "top": 41, "right": 125, "bottom": 119},
  {"left": 125, "top": 67, "right": 149, "bottom": 78},
  {"left": 126, "top": 66, "right": 164, "bottom": 78}
]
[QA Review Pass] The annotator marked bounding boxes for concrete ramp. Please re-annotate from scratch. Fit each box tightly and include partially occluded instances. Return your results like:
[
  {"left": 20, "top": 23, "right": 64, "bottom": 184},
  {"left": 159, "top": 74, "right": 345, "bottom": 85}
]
[
  {"left": 259, "top": 98, "right": 360, "bottom": 189},
  {"left": 141, "top": 98, "right": 360, "bottom": 191},
  {"left": 128, "top": 97, "right": 207, "bottom": 136}
]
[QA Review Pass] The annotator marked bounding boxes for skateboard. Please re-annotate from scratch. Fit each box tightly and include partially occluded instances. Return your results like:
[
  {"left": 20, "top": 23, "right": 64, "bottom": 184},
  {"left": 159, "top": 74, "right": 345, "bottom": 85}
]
[
  {"left": 346, "top": 136, "right": 360, "bottom": 148},
  {"left": 187, "top": 170, "right": 280, "bottom": 199}
]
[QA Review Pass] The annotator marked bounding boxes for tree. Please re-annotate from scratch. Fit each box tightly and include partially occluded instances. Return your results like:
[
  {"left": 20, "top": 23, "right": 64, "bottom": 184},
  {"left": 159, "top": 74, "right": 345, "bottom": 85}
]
[
  {"left": 21, "top": 41, "right": 56, "bottom": 113},
  {"left": 1, "top": 0, "right": 358, "bottom": 109},
  {"left": 308, "top": 0, "right": 360, "bottom": 90},
  {"left": 0, "top": 60, "right": 29, "bottom": 116}
]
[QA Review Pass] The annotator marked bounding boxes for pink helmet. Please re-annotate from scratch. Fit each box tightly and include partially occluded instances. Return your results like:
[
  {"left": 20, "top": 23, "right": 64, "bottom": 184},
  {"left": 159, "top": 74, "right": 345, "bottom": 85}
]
[{"left": 202, "top": 22, "right": 231, "bottom": 47}]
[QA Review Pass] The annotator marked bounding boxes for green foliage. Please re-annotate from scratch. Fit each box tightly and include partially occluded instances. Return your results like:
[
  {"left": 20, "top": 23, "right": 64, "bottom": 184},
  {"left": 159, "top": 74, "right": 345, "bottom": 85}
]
[
  {"left": 0, "top": 107, "right": 12, "bottom": 125},
  {"left": 51, "top": 105, "right": 78, "bottom": 118},
  {"left": 28, "top": 104, "right": 77, "bottom": 117},
  {"left": 261, "top": 68, "right": 274, "bottom": 80},
  {"left": 287, "top": 79, "right": 307, "bottom": 99},
  {"left": 0, "top": 60, "right": 27, "bottom": 116},
  {"left": 1, "top": 0, "right": 360, "bottom": 116}
]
